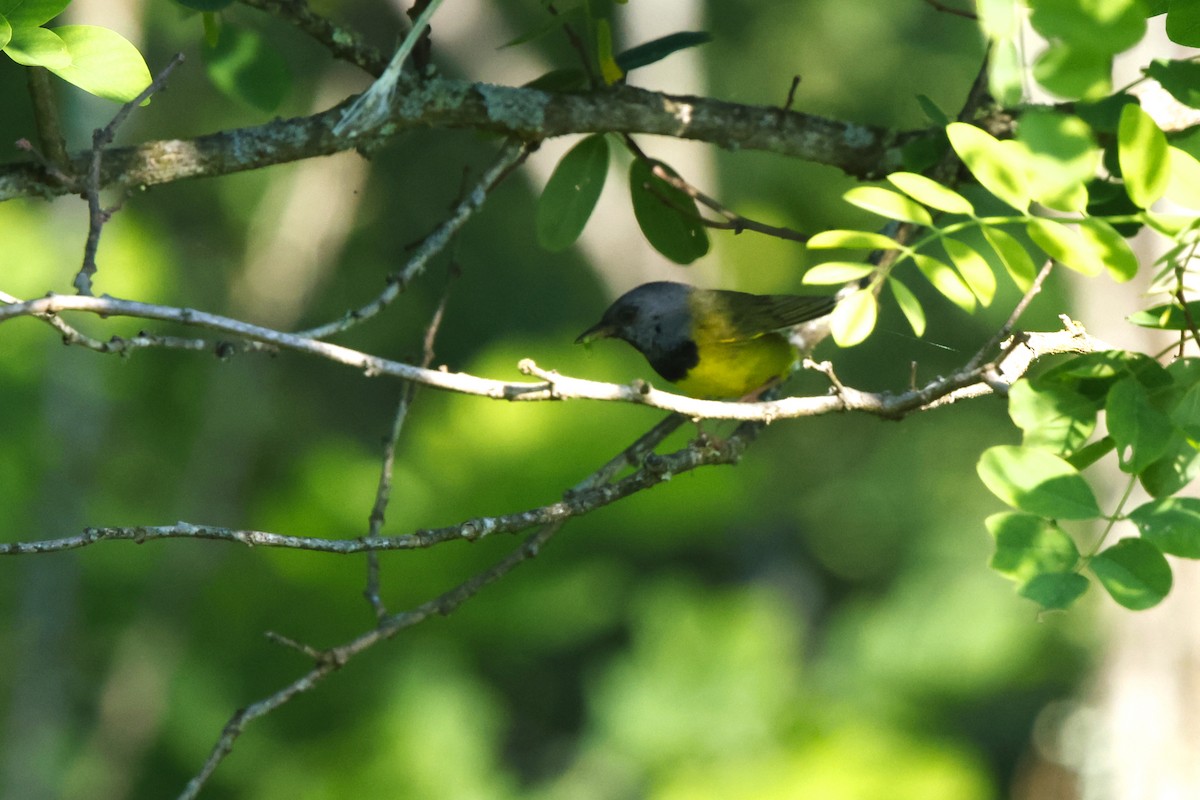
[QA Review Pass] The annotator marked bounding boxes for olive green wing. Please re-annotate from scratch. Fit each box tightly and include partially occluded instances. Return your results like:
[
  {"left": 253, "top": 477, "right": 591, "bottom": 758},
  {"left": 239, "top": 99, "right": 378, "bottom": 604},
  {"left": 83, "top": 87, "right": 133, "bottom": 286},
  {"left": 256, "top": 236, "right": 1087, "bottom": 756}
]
[{"left": 695, "top": 290, "right": 836, "bottom": 343}]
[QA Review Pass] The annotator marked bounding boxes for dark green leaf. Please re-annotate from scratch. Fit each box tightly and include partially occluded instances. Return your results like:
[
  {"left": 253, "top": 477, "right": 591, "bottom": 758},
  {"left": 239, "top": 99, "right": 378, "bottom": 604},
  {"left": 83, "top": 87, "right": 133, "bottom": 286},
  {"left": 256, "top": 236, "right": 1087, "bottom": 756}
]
[
  {"left": 536, "top": 135, "right": 610, "bottom": 252},
  {"left": 1106, "top": 377, "right": 1176, "bottom": 473},
  {"left": 915, "top": 94, "right": 950, "bottom": 125},
  {"left": 1086, "top": 179, "right": 1142, "bottom": 237},
  {"left": 1166, "top": 0, "right": 1200, "bottom": 45},
  {"left": 615, "top": 31, "right": 710, "bottom": 72},
  {"left": 977, "top": 445, "right": 1101, "bottom": 519},
  {"left": 987, "top": 512, "right": 1081, "bottom": 582},
  {"left": 1008, "top": 379, "right": 1099, "bottom": 454},
  {"left": 0, "top": 0, "right": 68, "bottom": 28},
  {"left": 1066, "top": 436, "right": 1117, "bottom": 470},
  {"left": 524, "top": 68, "right": 588, "bottom": 92},
  {"left": 1090, "top": 538, "right": 1172, "bottom": 610},
  {"left": 1139, "top": 437, "right": 1200, "bottom": 497},
  {"left": 1018, "top": 572, "right": 1090, "bottom": 610},
  {"left": 1170, "top": 382, "right": 1200, "bottom": 439},
  {"left": 1130, "top": 497, "right": 1200, "bottom": 557},
  {"left": 1128, "top": 300, "right": 1200, "bottom": 330},
  {"left": 173, "top": 0, "right": 235, "bottom": 10},
  {"left": 1075, "top": 92, "right": 1138, "bottom": 133},
  {"left": 1145, "top": 58, "right": 1200, "bottom": 108},
  {"left": 204, "top": 24, "right": 289, "bottom": 112},
  {"left": 629, "top": 158, "right": 709, "bottom": 264}
]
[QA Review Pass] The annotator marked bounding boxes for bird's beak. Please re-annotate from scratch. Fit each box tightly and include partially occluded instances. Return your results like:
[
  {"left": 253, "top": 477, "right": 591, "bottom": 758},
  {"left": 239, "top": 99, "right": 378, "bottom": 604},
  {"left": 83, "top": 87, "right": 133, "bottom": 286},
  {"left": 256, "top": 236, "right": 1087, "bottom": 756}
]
[{"left": 575, "top": 321, "right": 615, "bottom": 344}]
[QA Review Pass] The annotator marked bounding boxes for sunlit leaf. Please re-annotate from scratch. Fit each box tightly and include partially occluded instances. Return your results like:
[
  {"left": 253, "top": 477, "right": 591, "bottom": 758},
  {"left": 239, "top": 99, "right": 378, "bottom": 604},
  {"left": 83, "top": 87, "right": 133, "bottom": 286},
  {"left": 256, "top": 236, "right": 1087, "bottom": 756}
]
[
  {"left": 43, "top": 25, "right": 152, "bottom": 103},
  {"left": 1128, "top": 300, "right": 1200, "bottom": 330},
  {"left": 983, "top": 226, "right": 1040, "bottom": 291},
  {"left": 1027, "top": 217, "right": 1102, "bottom": 276},
  {"left": 912, "top": 252, "right": 975, "bottom": 312},
  {"left": 943, "top": 237, "right": 996, "bottom": 306},
  {"left": 0, "top": 16, "right": 10, "bottom": 51},
  {"left": 2, "top": 23, "right": 67, "bottom": 68},
  {"left": 887, "top": 276, "right": 925, "bottom": 337},
  {"left": 1090, "top": 538, "right": 1172, "bottom": 610},
  {"left": 977, "top": 445, "right": 1101, "bottom": 519},
  {"left": 843, "top": 186, "right": 932, "bottom": 226},
  {"left": 1165, "top": 146, "right": 1200, "bottom": 209},
  {"left": 829, "top": 288, "right": 877, "bottom": 347},
  {"left": 801, "top": 261, "right": 875, "bottom": 284},
  {"left": 887, "top": 172, "right": 975, "bottom": 215},
  {"left": 1118, "top": 102, "right": 1170, "bottom": 208},
  {"left": 1008, "top": 379, "right": 1098, "bottom": 454},
  {"left": 806, "top": 229, "right": 902, "bottom": 250},
  {"left": 946, "top": 122, "right": 1031, "bottom": 211},
  {"left": 1079, "top": 217, "right": 1139, "bottom": 282},
  {"left": 536, "top": 135, "right": 610, "bottom": 252}
]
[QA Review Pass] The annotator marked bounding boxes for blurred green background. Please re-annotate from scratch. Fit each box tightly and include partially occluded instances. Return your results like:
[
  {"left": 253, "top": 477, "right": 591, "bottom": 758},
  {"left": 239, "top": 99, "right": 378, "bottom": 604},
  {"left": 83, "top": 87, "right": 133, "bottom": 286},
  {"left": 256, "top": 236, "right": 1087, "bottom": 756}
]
[{"left": 1, "top": 1, "right": 1095, "bottom": 798}]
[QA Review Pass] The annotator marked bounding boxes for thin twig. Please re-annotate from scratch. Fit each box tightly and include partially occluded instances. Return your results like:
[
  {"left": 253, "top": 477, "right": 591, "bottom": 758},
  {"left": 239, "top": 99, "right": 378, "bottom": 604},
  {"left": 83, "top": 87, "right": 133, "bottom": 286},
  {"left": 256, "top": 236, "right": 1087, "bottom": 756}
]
[
  {"left": 75, "top": 53, "right": 185, "bottom": 296},
  {"left": 362, "top": 284, "right": 451, "bottom": 618},
  {"left": 297, "top": 140, "right": 531, "bottom": 340},
  {"left": 965, "top": 259, "right": 1054, "bottom": 373}
]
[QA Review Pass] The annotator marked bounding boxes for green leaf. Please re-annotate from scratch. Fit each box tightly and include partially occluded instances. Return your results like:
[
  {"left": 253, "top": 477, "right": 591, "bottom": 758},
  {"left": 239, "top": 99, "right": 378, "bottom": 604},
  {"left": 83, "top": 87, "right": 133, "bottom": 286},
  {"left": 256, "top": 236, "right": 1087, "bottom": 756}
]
[
  {"left": 0, "top": 0, "right": 68, "bottom": 28},
  {"left": 1139, "top": 437, "right": 1200, "bottom": 497},
  {"left": 1027, "top": 217, "right": 1101, "bottom": 276},
  {"left": 42, "top": 25, "right": 152, "bottom": 103},
  {"left": 1145, "top": 59, "right": 1200, "bottom": 108},
  {"left": 1166, "top": 0, "right": 1200, "bottom": 45},
  {"left": 1130, "top": 497, "right": 1200, "bottom": 558},
  {"left": 502, "top": 4, "right": 585, "bottom": 50},
  {"left": 1106, "top": 377, "right": 1176, "bottom": 473},
  {"left": 806, "top": 229, "right": 901, "bottom": 250},
  {"left": 536, "top": 135, "right": 610, "bottom": 252},
  {"left": 1033, "top": 41, "right": 1114, "bottom": 100},
  {"left": 1118, "top": 103, "right": 1170, "bottom": 208},
  {"left": 887, "top": 276, "right": 925, "bottom": 337},
  {"left": 523, "top": 67, "right": 587, "bottom": 92},
  {"left": 1018, "top": 110, "right": 1099, "bottom": 213},
  {"left": 946, "top": 122, "right": 1031, "bottom": 212},
  {"left": 1029, "top": 0, "right": 1147, "bottom": 52},
  {"left": 1090, "top": 538, "right": 1172, "bottom": 610},
  {"left": 911, "top": 253, "right": 975, "bottom": 312},
  {"left": 988, "top": 37, "right": 1024, "bottom": 107},
  {"left": 1008, "top": 379, "right": 1098, "bottom": 454},
  {"left": 887, "top": 172, "right": 974, "bottom": 214},
  {"left": 801, "top": 261, "right": 875, "bottom": 285},
  {"left": 204, "top": 24, "right": 290, "bottom": 112},
  {"left": 1018, "top": 571, "right": 1090, "bottom": 610},
  {"left": 2, "top": 23, "right": 67, "bottom": 68},
  {"left": 983, "top": 226, "right": 1039, "bottom": 291},
  {"left": 977, "top": 445, "right": 1102, "bottom": 519},
  {"left": 629, "top": 158, "right": 709, "bottom": 264},
  {"left": 1128, "top": 300, "right": 1200, "bottom": 330},
  {"left": 842, "top": 186, "right": 932, "bottom": 226},
  {"left": 0, "top": 16, "right": 9, "bottom": 51},
  {"left": 829, "top": 288, "right": 877, "bottom": 347},
  {"left": 1165, "top": 146, "right": 1200, "bottom": 209},
  {"left": 943, "top": 237, "right": 996, "bottom": 306},
  {"left": 172, "top": 0, "right": 236, "bottom": 11},
  {"left": 987, "top": 512, "right": 1081, "bottom": 583},
  {"left": 915, "top": 94, "right": 950, "bottom": 125},
  {"left": 615, "top": 31, "right": 710, "bottom": 72},
  {"left": 1066, "top": 436, "right": 1117, "bottom": 470},
  {"left": 1077, "top": 217, "right": 1138, "bottom": 282},
  {"left": 594, "top": 18, "right": 622, "bottom": 85},
  {"left": 1170, "top": 381, "right": 1200, "bottom": 439}
]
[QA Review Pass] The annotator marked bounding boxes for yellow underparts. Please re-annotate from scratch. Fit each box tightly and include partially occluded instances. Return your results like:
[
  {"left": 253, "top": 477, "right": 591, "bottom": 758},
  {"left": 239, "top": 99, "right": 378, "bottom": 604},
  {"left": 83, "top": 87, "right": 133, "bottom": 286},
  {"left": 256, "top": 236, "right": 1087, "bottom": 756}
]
[{"left": 674, "top": 333, "right": 796, "bottom": 399}]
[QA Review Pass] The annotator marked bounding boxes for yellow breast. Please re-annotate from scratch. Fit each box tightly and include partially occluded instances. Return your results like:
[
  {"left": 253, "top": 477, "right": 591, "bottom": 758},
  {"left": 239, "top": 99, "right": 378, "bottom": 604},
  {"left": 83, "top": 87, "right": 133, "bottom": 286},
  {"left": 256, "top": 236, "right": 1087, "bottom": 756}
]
[{"left": 674, "top": 333, "right": 796, "bottom": 398}]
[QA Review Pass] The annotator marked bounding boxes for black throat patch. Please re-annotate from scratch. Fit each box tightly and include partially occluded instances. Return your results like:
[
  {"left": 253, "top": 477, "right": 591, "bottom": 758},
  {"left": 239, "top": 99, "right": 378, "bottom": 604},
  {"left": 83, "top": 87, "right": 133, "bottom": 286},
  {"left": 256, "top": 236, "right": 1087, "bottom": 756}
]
[{"left": 648, "top": 340, "right": 700, "bottom": 382}]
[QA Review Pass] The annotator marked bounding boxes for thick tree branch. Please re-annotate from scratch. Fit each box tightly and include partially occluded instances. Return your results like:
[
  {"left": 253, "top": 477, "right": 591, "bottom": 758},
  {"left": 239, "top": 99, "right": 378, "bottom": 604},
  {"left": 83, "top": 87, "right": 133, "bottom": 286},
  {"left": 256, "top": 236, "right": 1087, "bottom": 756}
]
[{"left": 2, "top": 78, "right": 947, "bottom": 202}]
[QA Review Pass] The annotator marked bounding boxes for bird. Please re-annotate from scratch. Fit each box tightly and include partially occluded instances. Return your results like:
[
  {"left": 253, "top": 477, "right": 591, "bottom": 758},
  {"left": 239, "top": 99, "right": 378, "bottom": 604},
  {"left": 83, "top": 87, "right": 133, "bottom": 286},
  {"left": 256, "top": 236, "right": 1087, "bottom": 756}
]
[{"left": 575, "top": 281, "right": 841, "bottom": 399}]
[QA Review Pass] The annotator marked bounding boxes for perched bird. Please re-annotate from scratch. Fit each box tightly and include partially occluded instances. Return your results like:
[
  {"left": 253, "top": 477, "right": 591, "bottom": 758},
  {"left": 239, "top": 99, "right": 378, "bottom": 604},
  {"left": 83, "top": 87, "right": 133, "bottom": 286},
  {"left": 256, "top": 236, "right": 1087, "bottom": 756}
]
[{"left": 576, "top": 281, "right": 840, "bottom": 399}]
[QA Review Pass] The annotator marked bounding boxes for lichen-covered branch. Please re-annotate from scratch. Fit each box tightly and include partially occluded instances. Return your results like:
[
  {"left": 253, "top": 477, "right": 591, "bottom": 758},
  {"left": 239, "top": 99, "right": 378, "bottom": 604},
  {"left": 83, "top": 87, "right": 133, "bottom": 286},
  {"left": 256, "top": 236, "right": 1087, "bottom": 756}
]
[{"left": 1, "top": 77, "right": 942, "bottom": 202}]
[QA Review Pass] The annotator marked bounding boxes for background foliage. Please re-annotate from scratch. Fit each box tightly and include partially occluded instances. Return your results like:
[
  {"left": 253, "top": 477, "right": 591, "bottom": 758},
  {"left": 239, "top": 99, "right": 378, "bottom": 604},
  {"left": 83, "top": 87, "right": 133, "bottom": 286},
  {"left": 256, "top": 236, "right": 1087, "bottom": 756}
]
[{"left": 4, "top": 0, "right": 1193, "bottom": 797}]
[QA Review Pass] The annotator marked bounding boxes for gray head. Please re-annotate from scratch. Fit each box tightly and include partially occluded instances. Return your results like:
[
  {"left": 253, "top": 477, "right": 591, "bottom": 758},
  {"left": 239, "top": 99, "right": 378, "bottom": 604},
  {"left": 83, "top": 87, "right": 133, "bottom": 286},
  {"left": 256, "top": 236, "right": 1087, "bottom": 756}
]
[{"left": 575, "top": 281, "right": 698, "bottom": 380}]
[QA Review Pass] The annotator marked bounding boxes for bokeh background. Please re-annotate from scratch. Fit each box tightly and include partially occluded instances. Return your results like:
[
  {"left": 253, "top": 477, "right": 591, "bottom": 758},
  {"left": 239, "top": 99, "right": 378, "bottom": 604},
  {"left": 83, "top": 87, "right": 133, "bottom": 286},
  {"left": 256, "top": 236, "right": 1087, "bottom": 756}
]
[{"left": 0, "top": 1, "right": 1121, "bottom": 798}]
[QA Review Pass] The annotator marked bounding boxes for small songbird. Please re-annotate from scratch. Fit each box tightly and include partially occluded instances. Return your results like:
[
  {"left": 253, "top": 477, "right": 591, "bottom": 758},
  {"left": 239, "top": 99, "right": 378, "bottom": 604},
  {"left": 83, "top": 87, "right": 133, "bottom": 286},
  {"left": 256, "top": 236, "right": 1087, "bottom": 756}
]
[{"left": 575, "top": 281, "right": 839, "bottom": 399}]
